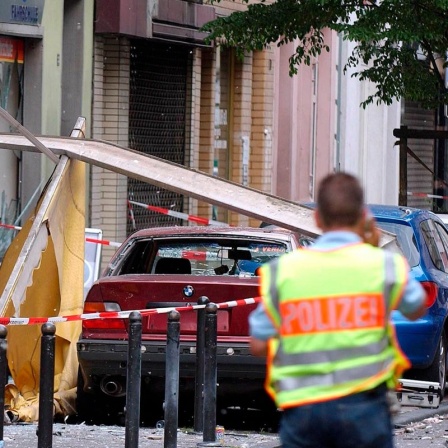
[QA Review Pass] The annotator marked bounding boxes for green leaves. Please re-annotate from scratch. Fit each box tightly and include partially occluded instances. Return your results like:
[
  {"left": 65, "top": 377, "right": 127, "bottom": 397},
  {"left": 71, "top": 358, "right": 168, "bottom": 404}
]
[{"left": 203, "top": 0, "right": 448, "bottom": 108}]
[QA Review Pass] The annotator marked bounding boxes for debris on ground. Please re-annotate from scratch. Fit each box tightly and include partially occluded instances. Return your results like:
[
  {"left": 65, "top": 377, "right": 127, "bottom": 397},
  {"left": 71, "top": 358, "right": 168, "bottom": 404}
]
[{"left": 2, "top": 422, "right": 282, "bottom": 448}]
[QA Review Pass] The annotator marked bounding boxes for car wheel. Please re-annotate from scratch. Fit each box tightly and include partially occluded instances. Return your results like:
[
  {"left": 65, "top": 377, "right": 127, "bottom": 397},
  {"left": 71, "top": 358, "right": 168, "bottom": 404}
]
[{"left": 408, "top": 330, "right": 447, "bottom": 398}]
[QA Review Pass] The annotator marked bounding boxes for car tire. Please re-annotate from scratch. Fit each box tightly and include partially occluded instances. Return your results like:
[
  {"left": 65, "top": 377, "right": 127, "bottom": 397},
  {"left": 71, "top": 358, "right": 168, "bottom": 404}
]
[
  {"left": 428, "top": 331, "right": 448, "bottom": 397},
  {"left": 407, "top": 330, "right": 447, "bottom": 398}
]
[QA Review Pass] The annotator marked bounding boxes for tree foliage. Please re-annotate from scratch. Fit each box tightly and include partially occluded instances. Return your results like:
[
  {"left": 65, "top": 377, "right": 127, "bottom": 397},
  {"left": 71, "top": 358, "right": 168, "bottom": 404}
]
[{"left": 202, "top": 0, "right": 448, "bottom": 108}]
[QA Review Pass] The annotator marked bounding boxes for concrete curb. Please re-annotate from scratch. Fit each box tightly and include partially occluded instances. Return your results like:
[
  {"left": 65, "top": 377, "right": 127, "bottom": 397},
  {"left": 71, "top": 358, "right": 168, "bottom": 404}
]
[{"left": 393, "top": 401, "right": 448, "bottom": 427}]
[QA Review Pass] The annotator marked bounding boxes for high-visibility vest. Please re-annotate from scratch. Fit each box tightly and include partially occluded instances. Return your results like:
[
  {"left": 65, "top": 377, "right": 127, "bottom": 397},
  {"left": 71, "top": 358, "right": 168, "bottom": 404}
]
[{"left": 260, "top": 242, "right": 410, "bottom": 409}]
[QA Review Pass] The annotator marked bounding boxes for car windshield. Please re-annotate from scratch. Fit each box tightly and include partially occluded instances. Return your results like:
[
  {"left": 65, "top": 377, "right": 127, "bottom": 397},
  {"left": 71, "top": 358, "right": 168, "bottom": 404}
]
[
  {"left": 375, "top": 221, "right": 420, "bottom": 267},
  {"left": 118, "top": 238, "right": 289, "bottom": 276}
]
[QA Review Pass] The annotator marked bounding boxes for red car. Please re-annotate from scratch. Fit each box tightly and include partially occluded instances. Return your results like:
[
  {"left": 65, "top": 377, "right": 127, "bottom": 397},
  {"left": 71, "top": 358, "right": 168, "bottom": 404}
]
[{"left": 76, "top": 226, "right": 312, "bottom": 424}]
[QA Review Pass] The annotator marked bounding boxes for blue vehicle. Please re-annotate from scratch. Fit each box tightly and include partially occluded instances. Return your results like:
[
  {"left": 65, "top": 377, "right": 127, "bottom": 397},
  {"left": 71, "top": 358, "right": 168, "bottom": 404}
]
[
  {"left": 370, "top": 205, "right": 448, "bottom": 394},
  {"left": 300, "top": 203, "right": 448, "bottom": 393}
]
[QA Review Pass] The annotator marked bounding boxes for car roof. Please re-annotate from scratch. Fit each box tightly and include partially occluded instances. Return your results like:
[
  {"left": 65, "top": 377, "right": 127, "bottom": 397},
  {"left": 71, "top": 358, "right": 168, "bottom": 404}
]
[
  {"left": 368, "top": 204, "right": 439, "bottom": 223},
  {"left": 304, "top": 202, "right": 438, "bottom": 223},
  {"left": 127, "top": 225, "right": 298, "bottom": 242}
]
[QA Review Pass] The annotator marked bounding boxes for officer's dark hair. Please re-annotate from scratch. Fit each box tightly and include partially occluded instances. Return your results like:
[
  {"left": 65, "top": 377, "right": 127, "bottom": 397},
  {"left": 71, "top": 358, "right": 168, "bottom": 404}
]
[{"left": 317, "top": 172, "right": 364, "bottom": 228}]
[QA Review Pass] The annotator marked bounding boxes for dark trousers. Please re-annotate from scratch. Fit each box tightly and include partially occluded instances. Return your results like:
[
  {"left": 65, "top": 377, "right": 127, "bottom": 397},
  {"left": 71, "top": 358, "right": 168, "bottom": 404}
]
[{"left": 279, "top": 385, "right": 394, "bottom": 448}]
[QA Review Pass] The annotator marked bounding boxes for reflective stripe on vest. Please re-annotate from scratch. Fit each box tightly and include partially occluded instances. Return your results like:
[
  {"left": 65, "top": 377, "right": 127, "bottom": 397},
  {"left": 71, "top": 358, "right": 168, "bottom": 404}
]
[
  {"left": 277, "top": 356, "right": 393, "bottom": 391},
  {"left": 274, "top": 337, "right": 388, "bottom": 367}
]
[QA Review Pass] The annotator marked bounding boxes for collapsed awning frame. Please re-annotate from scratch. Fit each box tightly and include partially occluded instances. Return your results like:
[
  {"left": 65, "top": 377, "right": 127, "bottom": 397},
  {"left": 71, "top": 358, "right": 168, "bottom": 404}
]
[
  {"left": 0, "top": 120, "right": 398, "bottom": 249},
  {"left": 0, "top": 133, "right": 324, "bottom": 236}
]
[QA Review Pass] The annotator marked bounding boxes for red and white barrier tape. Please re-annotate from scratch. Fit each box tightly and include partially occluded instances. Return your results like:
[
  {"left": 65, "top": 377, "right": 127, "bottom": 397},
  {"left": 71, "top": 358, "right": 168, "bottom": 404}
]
[
  {"left": 0, "top": 224, "right": 122, "bottom": 248},
  {"left": 181, "top": 250, "right": 220, "bottom": 261},
  {"left": 0, "top": 223, "right": 22, "bottom": 231},
  {"left": 128, "top": 200, "right": 229, "bottom": 227},
  {"left": 128, "top": 200, "right": 136, "bottom": 231},
  {"left": 408, "top": 191, "right": 448, "bottom": 200},
  {"left": 0, "top": 297, "right": 261, "bottom": 326},
  {"left": 85, "top": 237, "right": 121, "bottom": 248}
]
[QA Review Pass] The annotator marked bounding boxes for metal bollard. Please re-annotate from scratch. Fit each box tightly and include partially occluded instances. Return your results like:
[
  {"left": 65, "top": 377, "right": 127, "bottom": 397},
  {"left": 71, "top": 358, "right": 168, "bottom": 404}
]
[
  {"left": 125, "top": 312, "right": 142, "bottom": 448},
  {"left": 198, "top": 303, "right": 219, "bottom": 447},
  {"left": 194, "top": 296, "right": 209, "bottom": 433},
  {"left": 38, "top": 323, "right": 56, "bottom": 448},
  {"left": 164, "top": 310, "right": 181, "bottom": 448},
  {"left": 0, "top": 325, "right": 7, "bottom": 448}
]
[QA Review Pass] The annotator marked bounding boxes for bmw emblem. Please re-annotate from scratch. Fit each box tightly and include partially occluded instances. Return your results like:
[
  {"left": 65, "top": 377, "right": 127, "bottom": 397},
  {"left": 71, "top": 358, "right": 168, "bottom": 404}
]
[{"left": 183, "top": 285, "right": 194, "bottom": 298}]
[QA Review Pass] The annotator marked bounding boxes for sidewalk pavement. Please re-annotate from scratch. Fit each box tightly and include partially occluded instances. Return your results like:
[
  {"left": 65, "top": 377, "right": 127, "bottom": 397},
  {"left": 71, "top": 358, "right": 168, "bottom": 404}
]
[
  {"left": 393, "top": 400, "right": 448, "bottom": 427},
  {"left": 3, "top": 422, "right": 282, "bottom": 448},
  {"left": 2, "top": 401, "right": 446, "bottom": 448}
]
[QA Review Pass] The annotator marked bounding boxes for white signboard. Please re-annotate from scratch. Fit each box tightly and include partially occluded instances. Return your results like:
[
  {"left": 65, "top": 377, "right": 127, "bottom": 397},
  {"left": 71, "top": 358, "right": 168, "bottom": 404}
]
[{"left": 84, "top": 228, "right": 103, "bottom": 300}]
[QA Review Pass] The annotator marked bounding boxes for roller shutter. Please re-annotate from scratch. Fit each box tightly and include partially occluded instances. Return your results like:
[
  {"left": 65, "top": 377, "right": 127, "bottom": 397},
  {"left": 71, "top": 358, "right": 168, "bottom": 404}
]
[
  {"left": 128, "top": 40, "right": 191, "bottom": 233},
  {"left": 402, "top": 101, "right": 435, "bottom": 210}
]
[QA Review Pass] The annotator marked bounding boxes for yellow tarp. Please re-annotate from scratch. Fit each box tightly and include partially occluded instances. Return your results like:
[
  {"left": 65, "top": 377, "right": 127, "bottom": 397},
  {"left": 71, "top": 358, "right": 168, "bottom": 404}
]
[{"left": 0, "top": 157, "right": 85, "bottom": 422}]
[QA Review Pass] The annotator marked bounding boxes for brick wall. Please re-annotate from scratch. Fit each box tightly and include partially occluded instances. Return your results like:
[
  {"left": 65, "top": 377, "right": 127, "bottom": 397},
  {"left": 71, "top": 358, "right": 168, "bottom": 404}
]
[
  {"left": 91, "top": 5, "right": 278, "bottom": 258},
  {"left": 229, "top": 51, "right": 253, "bottom": 226},
  {"left": 195, "top": 45, "right": 276, "bottom": 227},
  {"left": 186, "top": 48, "right": 203, "bottom": 220},
  {"left": 197, "top": 48, "right": 216, "bottom": 221},
  {"left": 249, "top": 48, "right": 275, "bottom": 226},
  {"left": 91, "top": 36, "right": 130, "bottom": 268}
]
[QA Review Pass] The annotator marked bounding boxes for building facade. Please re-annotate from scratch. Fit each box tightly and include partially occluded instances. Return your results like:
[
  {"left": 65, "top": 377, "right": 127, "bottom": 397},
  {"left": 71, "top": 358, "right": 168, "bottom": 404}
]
[
  {"left": 4, "top": 0, "right": 439, "bottom": 271},
  {"left": 338, "top": 39, "right": 402, "bottom": 205},
  {"left": 0, "top": 0, "right": 93, "bottom": 258},
  {"left": 90, "top": 0, "right": 340, "bottom": 265}
]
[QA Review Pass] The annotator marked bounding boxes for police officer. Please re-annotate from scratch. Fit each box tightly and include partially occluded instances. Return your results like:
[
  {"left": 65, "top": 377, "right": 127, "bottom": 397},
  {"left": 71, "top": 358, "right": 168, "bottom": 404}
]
[{"left": 249, "top": 172, "right": 426, "bottom": 448}]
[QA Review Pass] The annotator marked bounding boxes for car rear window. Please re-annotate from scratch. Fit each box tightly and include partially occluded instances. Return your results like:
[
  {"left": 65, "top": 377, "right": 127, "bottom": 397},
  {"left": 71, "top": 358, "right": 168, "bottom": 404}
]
[
  {"left": 376, "top": 221, "right": 420, "bottom": 267},
  {"left": 118, "top": 239, "right": 289, "bottom": 276}
]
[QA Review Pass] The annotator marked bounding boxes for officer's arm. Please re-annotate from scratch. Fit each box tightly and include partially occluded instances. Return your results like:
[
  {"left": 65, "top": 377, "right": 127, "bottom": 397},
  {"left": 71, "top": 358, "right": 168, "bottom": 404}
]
[
  {"left": 402, "top": 299, "right": 426, "bottom": 321},
  {"left": 250, "top": 337, "right": 268, "bottom": 357},
  {"left": 398, "top": 276, "right": 427, "bottom": 321},
  {"left": 248, "top": 303, "right": 276, "bottom": 357}
]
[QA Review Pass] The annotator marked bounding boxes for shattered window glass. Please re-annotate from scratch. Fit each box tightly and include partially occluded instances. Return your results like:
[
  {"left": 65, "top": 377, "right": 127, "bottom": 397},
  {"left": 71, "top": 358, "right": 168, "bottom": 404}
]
[
  {"left": 118, "top": 239, "right": 289, "bottom": 276},
  {"left": 154, "top": 241, "right": 288, "bottom": 276}
]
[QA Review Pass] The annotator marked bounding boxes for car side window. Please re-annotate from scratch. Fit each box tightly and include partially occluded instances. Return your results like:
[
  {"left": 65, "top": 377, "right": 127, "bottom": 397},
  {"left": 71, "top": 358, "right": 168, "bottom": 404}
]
[
  {"left": 118, "top": 240, "right": 154, "bottom": 275},
  {"left": 434, "top": 221, "right": 448, "bottom": 271},
  {"left": 420, "top": 220, "right": 448, "bottom": 272},
  {"left": 375, "top": 221, "right": 419, "bottom": 267}
]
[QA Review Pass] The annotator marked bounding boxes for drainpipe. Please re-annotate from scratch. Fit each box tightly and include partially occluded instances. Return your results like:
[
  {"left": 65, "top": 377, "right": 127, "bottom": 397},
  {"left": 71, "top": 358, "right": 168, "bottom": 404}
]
[{"left": 335, "top": 32, "right": 343, "bottom": 172}]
